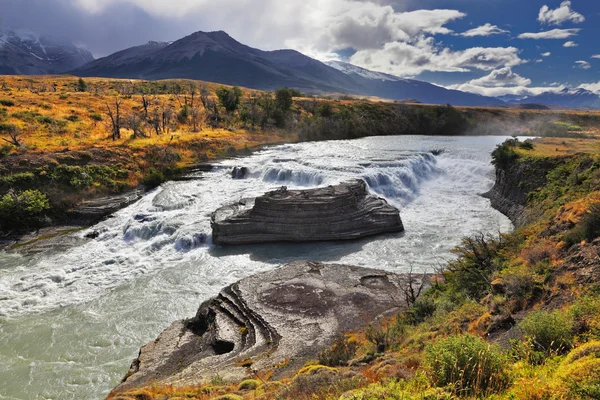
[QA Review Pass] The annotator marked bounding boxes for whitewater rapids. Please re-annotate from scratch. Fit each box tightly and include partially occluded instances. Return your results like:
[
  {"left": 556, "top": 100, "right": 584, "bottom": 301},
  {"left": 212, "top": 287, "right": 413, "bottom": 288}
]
[{"left": 0, "top": 135, "right": 513, "bottom": 399}]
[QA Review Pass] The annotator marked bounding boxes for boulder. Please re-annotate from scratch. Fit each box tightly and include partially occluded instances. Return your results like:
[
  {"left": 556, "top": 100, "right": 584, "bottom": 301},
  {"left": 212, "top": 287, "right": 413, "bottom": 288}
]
[
  {"left": 211, "top": 179, "right": 404, "bottom": 245},
  {"left": 113, "top": 261, "right": 421, "bottom": 393}
]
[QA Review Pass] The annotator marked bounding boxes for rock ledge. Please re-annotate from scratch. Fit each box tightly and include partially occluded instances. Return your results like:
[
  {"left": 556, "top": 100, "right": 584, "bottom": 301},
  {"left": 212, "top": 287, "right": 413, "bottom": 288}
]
[
  {"left": 113, "top": 261, "right": 419, "bottom": 392},
  {"left": 211, "top": 179, "right": 404, "bottom": 245}
]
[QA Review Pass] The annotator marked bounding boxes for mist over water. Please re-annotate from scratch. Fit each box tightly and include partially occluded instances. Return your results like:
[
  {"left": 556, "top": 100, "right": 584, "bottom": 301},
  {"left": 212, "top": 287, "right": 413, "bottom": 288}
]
[{"left": 0, "top": 135, "right": 513, "bottom": 399}]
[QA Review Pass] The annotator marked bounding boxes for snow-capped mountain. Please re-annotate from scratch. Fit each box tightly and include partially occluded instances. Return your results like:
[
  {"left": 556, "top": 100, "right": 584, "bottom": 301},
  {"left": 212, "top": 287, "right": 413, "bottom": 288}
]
[
  {"left": 325, "top": 61, "right": 405, "bottom": 82},
  {"left": 0, "top": 29, "right": 94, "bottom": 75},
  {"left": 502, "top": 88, "right": 600, "bottom": 109}
]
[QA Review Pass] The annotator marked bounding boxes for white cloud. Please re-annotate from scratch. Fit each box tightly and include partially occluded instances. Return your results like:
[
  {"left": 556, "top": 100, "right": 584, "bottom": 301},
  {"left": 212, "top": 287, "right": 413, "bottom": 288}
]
[
  {"left": 591, "top": 55, "right": 600, "bottom": 59},
  {"left": 448, "top": 82, "right": 563, "bottom": 97},
  {"left": 538, "top": 1, "right": 585, "bottom": 26},
  {"left": 460, "top": 23, "right": 509, "bottom": 37},
  {"left": 541, "top": 52, "right": 551, "bottom": 57},
  {"left": 518, "top": 28, "right": 580, "bottom": 40},
  {"left": 467, "top": 67, "right": 531, "bottom": 87},
  {"left": 446, "top": 67, "right": 573, "bottom": 97},
  {"left": 575, "top": 60, "right": 591, "bottom": 69},
  {"left": 578, "top": 81, "right": 600, "bottom": 93},
  {"left": 563, "top": 41, "right": 578, "bottom": 47},
  {"left": 349, "top": 40, "right": 524, "bottom": 76},
  {"left": 536, "top": 59, "right": 543, "bottom": 63}
]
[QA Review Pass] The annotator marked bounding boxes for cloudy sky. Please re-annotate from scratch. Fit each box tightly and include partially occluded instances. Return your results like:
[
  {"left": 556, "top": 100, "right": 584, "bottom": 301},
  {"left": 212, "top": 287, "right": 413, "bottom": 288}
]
[{"left": 2, "top": 0, "right": 600, "bottom": 96}]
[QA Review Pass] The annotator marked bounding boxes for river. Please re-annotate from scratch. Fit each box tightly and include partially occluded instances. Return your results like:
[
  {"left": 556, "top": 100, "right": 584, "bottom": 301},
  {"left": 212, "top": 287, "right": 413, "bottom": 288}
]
[{"left": 0, "top": 135, "right": 514, "bottom": 399}]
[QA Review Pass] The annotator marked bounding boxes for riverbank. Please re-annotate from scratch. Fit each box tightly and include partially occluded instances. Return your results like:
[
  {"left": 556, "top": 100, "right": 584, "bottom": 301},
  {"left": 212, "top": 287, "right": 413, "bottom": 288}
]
[{"left": 109, "top": 135, "right": 600, "bottom": 399}]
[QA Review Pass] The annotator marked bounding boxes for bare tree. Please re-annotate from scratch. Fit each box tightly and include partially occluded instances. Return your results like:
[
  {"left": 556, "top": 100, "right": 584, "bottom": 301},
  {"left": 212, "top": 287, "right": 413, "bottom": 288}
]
[
  {"left": 105, "top": 98, "right": 122, "bottom": 141},
  {"left": 125, "top": 112, "right": 147, "bottom": 139},
  {"left": 399, "top": 264, "right": 429, "bottom": 307}
]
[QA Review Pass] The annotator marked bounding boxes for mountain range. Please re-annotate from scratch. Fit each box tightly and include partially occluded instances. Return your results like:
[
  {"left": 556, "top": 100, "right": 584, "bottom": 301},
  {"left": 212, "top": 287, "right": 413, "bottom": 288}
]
[
  {"left": 1, "top": 28, "right": 600, "bottom": 109},
  {"left": 0, "top": 29, "right": 94, "bottom": 75}
]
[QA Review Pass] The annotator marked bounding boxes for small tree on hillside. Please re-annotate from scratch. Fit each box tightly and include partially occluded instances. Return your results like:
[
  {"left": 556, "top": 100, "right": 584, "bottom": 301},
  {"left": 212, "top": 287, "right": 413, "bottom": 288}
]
[
  {"left": 275, "top": 88, "right": 294, "bottom": 112},
  {"left": 216, "top": 86, "right": 242, "bottom": 113},
  {"left": 0, "top": 123, "right": 21, "bottom": 147},
  {"left": 77, "top": 78, "right": 87, "bottom": 92}
]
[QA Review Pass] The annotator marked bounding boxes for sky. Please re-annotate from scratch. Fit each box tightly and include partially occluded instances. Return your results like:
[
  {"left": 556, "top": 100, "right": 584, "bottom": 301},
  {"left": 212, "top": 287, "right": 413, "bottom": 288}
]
[{"left": 1, "top": 0, "right": 600, "bottom": 97}]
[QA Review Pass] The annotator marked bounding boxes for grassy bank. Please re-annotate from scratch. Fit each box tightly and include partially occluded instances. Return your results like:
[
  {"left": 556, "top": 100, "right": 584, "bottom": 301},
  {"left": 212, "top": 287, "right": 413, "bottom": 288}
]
[
  {"left": 111, "top": 136, "right": 600, "bottom": 399},
  {"left": 2, "top": 75, "right": 600, "bottom": 235}
]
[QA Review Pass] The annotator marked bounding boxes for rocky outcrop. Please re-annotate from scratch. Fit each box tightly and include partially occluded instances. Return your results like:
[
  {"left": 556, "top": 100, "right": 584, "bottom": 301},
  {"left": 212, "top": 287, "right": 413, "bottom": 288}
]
[
  {"left": 112, "top": 261, "right": 423, "bottom": 393},
  {"left": 211, "top": 180, "right": 404, "bottom": 245},
  {"left": 483, "top": 157, "right": 563, "bottom": 227}
]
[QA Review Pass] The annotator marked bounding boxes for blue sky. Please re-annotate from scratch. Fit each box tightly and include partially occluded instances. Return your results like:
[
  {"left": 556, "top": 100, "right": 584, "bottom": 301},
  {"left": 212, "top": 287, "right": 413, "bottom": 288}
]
[
  {"left": 2, "top": 0, "right": 599, "bottom": 96},
  {"left": 396, "top": 0, "right": 600, "bottom": 94}
]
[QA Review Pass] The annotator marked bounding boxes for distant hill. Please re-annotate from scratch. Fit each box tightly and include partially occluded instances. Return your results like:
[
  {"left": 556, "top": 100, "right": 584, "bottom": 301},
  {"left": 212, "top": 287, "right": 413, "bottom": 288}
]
[
  {"left": 72, "top": 30, "right": 503, "bottom": 107},
  {"left": 0, "top": 29, "right": 94, "bottom": 75}
]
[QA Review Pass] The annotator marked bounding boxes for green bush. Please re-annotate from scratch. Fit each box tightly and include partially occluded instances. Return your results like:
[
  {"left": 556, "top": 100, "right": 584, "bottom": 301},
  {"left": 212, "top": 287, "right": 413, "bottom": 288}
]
[
  {"left": 519, "top": 310, "right": 574, "bottom": 355},
  {"left": 142, "top": 168, "right": 165, "bottom": 189},
  {"left": 491, "top": 140, "right": 519, "bottom": 169},
  {"left": 65, "top": 115, "right": 81, "bottom": 123},
  {"left": 89, "top": 112, "right": 103, "bottom": 122},
  {"left": 0, "top": 172, "right": 36, "bottom": 189},
  {"left": 216, "top": 86, "right": 242, "bottom": 113},
  {"left": 518, "top": 140, "right": 535, "bottom": 150},
  {"left": 275, "top": 88, "right": 294, "bottom": 112},
  {"left": 406, "top": 296, "right": 437, "bottom": 324},
  {"left": 12, "top": 110, "right": 41, "bottom": 123},
  {"left": 564, "top": 203, "right": 600, "bottom": 247},
  {"left": 0, "top": 189, "right": 51, "bottom": 230},
  {"left": 0, "top": 99, "right": 14, "bottom": 107},
  {"left": 444, "top": 234, "right": 505, "bottom": 300},
  {"left": 424, "top": 334, "right": 511, "bottom": 396},
  {"left": 36, "top": 115, "right": 58, "bottom": 125},
  {"left": 237, "top": 379, "right": 260, "bottom": 391}
]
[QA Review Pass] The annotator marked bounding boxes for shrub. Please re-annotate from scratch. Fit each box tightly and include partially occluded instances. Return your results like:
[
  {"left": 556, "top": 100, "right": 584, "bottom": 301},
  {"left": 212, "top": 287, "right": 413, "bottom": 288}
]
[
  {"left": 444, "top": 234, "right": 505, "bottom": 300},
  {"left": 0, "top": 172, "right": 36, "bottom": 189},
  {"left": 519, "top": 310, "right": 574, "bottom": 355},
  {"left": 0, "top": 189, "right": 51, "bottom": 231},
  {"left": 36, "top": 115, "right": 57, "bottom": 125},
  {"left": 89, "top": 112, "right": 103, "bottom": 122},
  {"left": 365, "top": 316, "right": 407, "bottom": 352},
  {"left": 275, "top": 88, "right": 294, "bottom": 112},
  {"left": 518, "top": 140, "right": 535, "bottom": 150},
  {"left": 0, "top": 144, "right": 11, "bottom": 157},
  {"left": 142, "top": 168, "right": 165, "bottom": 189},
  {"left": 77, "top": 78, "right": 87, "bottom": 92},
  {"left": 316, "top": 102, "right": 334, "bottom": 118},
  {"left": 564, "top": 203, "right": 600, "bottom": 247},
  {"left": 0, "top": 99, "right": 15, "bottom": 107},
  {"left": 424, "top": 334, "right": 511, "bottom": 396},
  {"left": 237, "top": 379, "right": 260, "bottom": 391},
  {"left": 319, "top": 335, "right": 359, "bottom": 366},
  {"left": 65, "top": 115, "right": 81, "bottom": 123},
  {"left": 491, "top": 140, "right": 519, "bottom": 169},
  {"left": 12, "top": 110, "right": 41, "bottom": 123},
  {"left": 216, "top": 86, "right": 242, "bottom": 113},
  {"left": 406, "top": 296, "right": 437, "bottom": 324}
]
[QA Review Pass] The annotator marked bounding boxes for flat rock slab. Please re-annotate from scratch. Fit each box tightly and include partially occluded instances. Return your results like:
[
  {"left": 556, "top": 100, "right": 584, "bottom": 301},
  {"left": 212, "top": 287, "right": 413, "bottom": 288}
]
[
  {"left": 113, "top": 261, "right": 420, "bottom": 393},
  {"left": 211, "top": 179, "right": 404, "bottom": 245}
]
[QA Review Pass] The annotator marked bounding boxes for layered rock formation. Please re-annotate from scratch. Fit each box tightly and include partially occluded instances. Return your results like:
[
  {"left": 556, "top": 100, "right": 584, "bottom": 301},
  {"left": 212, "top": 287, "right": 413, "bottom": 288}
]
[
  {"left": 113, "top": 261, "right": 422, "bottom": 393},
  {"left": 211, "top": 180, "right": 403, "bottom": 245}
]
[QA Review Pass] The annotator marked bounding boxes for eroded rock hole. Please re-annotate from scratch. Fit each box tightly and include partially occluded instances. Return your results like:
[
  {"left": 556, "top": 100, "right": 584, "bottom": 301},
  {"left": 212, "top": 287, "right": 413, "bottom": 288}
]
[{"left": 213, "top": 340, "right": 235, "bottom": 355}]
